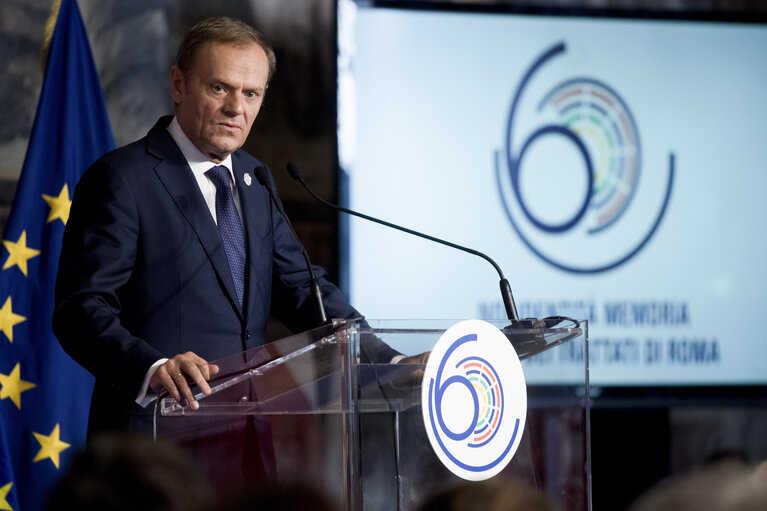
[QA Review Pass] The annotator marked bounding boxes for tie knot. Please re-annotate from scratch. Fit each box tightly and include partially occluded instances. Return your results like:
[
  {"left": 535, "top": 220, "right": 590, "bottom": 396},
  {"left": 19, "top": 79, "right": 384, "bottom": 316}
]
[{"left": 206, "top": 165, "right": 231, "bottom": 190}]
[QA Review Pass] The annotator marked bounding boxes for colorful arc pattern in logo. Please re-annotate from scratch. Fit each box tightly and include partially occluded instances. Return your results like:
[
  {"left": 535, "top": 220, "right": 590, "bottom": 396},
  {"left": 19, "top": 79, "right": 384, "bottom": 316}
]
[
  {"left": 537, "top": 78, "right": 641, "bottom": 234},
  {"left": 422, "top": 321, "right": 527, "bottom": 480},
  {"left": 459, "top": 356, "right": 504, "bottom": 448},
  {"left": 495, "top": 41, "right": 675, "bottom": 274}
]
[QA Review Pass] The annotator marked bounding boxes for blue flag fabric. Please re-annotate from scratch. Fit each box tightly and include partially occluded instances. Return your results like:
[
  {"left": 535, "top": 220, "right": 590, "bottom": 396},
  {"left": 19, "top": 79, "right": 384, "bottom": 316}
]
[{"left": 0, "top": 0, "right": 114, "bottom": 509}]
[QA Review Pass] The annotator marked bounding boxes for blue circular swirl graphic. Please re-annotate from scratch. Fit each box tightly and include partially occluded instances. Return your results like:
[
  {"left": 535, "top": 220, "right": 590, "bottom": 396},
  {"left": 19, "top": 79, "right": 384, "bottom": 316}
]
[
  {"left": 427, "top": 333, "right": 521, "bottom": 473},
  {"left": 497, "top": 41, "right": 675, "bottom": 274}
]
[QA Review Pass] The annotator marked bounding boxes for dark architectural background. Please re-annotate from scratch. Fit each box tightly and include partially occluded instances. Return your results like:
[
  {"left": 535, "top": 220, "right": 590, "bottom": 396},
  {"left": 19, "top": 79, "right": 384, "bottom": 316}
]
[{"left": 0, "top": 0, "right": 340, "bottom": 284}]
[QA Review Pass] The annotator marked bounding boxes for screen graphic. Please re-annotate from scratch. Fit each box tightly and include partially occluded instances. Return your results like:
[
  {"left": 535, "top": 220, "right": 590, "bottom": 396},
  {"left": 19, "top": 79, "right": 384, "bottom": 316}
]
[
  {"left": 341, "top": 7, "right": 767, "bottom": 387},
  {"left": 497, "top": 41, "right": 674, "bottom": 273}
]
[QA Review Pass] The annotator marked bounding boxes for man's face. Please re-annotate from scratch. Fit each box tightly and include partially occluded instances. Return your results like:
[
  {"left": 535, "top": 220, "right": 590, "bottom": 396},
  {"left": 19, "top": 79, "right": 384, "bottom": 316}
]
[{"left": 171, "top": 41, "right": 269, "bottom": 163}]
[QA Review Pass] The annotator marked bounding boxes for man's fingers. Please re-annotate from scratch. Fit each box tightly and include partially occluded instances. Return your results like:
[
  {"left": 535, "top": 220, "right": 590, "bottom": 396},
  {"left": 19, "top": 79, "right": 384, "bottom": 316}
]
[
  {"left": 400, "top": 351, "right": 430, "bottom": 365},
  {"left": 182, "top": 358, "right": 215, "bottom": 391},
  {"left": 159, "top": 353, "right": 220, "bottom": 407},
  {"left": 194, "top": 362, "right": 220, "bottom": 382},
  {"left": 183, "top": 363, "right": 210, "bottom": 399},
  {"left": 155, "top": 365, "right": 182, "bottom": 404},
  {"left": 173, "top": 371, "right": 199, "bottom": 410},
  {"left": 195, "top": 363, "right": 220, "bottom": 396}
]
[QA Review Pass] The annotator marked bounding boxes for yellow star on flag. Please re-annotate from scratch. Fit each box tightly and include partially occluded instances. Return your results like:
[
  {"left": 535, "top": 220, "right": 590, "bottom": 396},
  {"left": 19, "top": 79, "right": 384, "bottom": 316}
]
[
  {"left": 0, "top": 297, "right": 25, "bottom": 344},
  {"left": 2, "top": 231, "right": 40, "bottom": 277},
  {"left": 32, "top": 424, "right": 70, "bottom": 469},
  {"left": 42, "top": 184, "right": 72, "bottom": 225},
  {"left": 0, "top": 363, "right": 36, "bottom": 409},
  {"left": 0, "top": 481, "right": 13, "bottom": 511}
]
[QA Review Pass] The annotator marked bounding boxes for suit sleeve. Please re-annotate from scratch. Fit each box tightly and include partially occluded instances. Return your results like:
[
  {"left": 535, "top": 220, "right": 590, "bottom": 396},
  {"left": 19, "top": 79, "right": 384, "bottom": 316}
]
[
  {"left": 53, "top": 159, "right": 163, "bottom": 398},
  {"left": 264, "top": 176, "right": 401, "bottom": 363},
  {"left": 265, "top": 180, "right": 357, "bottom": 331}
]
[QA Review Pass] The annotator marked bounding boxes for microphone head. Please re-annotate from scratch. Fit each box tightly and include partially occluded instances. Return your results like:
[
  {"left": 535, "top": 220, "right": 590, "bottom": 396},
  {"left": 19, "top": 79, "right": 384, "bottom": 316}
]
[
  {"left": 286, "top": 161, "right": 304, "bottom": 181},
  {"left": 253, "top": 165, "right": 270, "bottom": 186}
]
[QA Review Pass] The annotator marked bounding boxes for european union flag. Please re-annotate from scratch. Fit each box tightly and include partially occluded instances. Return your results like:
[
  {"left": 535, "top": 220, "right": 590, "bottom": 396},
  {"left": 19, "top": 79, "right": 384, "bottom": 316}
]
[{"left": 0, "top": 0, "right": 114, "bottom": 509}]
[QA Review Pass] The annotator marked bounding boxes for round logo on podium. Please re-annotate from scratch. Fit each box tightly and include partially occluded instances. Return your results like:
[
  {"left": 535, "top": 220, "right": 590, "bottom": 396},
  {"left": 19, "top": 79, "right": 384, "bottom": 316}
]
[{"left": 421, "top": 319, "right": 527, "bottom": 481}]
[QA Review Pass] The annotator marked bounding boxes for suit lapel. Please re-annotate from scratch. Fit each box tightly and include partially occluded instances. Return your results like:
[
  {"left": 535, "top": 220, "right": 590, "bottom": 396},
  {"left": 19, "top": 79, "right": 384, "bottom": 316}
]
[{"left": 148, "top": 118, "right": 244, "bottom": 318}]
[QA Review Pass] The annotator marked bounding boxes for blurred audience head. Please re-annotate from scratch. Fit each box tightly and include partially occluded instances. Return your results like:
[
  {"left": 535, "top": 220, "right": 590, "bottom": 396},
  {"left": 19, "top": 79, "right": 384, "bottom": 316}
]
[
  {"left": 47, "top": 433, "right": 216, "bottom": 511},
  {"left": 417, "top": 478, "right": 557, "bottom": 511},
  {"left": 627, "top": 457, "right": 767, "bottom": 511},
  {"left": 222, "top": 482, "right": 336, "bottom": 511}
]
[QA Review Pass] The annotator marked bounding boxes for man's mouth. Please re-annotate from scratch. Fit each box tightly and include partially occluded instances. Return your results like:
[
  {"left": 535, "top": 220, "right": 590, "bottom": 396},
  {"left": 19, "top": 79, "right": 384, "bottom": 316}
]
[{"left": 218, "top": 122, "right": 240, "bottom": 132}]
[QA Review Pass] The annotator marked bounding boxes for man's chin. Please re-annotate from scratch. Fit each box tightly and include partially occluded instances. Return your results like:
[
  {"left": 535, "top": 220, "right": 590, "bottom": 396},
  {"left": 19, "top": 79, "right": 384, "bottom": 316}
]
[{"left": 207, "top": 140, "right": 244, "bottom": 161}]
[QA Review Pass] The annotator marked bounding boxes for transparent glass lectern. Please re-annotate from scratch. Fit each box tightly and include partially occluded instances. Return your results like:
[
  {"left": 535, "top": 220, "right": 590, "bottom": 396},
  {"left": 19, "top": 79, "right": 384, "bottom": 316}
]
[{"left": 154, "top": 318, "right": 590, "bottom": 511}]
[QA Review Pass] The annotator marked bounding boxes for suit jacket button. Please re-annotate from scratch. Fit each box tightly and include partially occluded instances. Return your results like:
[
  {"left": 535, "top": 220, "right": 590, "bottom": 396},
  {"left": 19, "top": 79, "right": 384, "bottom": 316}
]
[{"left": 244, "top": 330, "right": 251, "bottom": 339}]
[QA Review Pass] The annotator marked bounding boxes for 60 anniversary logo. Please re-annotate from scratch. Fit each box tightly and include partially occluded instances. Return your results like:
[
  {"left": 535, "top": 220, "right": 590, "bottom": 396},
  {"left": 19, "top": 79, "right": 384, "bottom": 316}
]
[
  {"left": 422, "top": 320, "right": 527, "bottom": 481},
  {"left": 495, "top": 42, "right": 675, "bottom": 273}
]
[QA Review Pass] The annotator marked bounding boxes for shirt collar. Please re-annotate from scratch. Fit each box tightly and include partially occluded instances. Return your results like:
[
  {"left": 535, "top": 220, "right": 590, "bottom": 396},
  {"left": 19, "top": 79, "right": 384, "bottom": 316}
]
[{"left": 167, "top": 116, "right": 234, "bottom": 180}]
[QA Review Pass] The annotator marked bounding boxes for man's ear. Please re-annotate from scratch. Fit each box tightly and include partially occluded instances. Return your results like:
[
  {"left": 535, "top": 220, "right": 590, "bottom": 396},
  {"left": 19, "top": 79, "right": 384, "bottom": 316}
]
[{"left": 170, "top": 65, "right": 185, "bottom": 105}]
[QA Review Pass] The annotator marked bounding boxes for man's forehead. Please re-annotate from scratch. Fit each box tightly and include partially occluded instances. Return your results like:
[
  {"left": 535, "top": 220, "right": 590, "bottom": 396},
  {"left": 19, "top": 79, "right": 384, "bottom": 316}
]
[
  {"left": 199, "top": 40, "right": 264, "bottom": 61},
  {"left": 186, "top": 41, "right": 266, "bottom": 73}
]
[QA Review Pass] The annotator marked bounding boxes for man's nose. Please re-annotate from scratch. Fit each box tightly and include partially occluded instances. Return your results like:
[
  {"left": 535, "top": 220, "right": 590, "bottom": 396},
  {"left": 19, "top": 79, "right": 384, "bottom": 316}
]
[{"left": 223, "top": 92, "right": 244, "bottom": 115}]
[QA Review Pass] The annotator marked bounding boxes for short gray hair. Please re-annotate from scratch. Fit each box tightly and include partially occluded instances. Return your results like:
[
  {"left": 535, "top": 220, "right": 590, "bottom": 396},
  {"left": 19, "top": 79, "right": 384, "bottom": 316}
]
[{"left": 176, "top": 16, "right": 276, "bottom": 85}]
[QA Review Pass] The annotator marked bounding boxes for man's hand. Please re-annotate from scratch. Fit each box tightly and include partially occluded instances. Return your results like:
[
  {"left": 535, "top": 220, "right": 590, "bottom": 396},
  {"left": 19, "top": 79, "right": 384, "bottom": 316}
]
[
  {"left": 399, "top": 351, "right": 430, "bottom": 366},
  {"left": 390, "top": 351, "right": 430, "bottom": 390},
  {"left": 149, "top": 351, "right": 220, "bottom": 410}
]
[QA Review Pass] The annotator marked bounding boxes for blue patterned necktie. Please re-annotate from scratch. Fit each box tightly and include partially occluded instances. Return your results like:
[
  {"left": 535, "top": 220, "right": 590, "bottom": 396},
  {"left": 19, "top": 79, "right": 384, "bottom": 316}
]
[{"left": 205, "top": 165, "right": 246, "bottom": 305}]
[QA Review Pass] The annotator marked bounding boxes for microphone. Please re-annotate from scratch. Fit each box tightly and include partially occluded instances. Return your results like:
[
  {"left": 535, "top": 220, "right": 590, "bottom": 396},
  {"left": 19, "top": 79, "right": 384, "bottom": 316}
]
[
  {"left": 253, "top": 165, "right": 329, "bottom": 326},
  {"left": 285, "top": 161, "right": 522, "bottom": 323}
]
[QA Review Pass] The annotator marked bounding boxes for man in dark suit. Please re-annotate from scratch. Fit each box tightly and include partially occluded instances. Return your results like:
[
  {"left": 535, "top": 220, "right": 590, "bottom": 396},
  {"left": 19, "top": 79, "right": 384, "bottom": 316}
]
[{"left": 53, "top": 17, "right": 399, "bottom": 436}]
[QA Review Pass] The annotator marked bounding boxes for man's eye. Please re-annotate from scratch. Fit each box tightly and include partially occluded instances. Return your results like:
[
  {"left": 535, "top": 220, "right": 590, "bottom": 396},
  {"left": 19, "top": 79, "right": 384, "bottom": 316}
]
[{"left": 212, "top": 85, "right": 225, "bottom": 92}]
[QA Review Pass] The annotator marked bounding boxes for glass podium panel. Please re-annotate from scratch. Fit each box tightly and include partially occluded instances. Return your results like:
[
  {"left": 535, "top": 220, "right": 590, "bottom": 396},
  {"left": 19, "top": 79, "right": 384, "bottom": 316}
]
[{"left": 154, "top": 318, "right": 589, "bottom": 511}]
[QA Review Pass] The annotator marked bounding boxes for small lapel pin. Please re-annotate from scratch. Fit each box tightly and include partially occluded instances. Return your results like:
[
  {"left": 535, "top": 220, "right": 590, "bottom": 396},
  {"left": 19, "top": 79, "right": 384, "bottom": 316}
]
[{"left": 243, "top": 173, "right": 252, "bottom": 186}]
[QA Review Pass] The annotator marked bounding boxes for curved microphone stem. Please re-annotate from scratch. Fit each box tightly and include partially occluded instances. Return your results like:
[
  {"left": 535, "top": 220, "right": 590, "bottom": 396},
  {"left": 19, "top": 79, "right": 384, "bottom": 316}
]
[
  {"left": 286, "top": 161, "right": 520, "bottom": 322},
  {"left": 254, "top": 165, "right": 329, "bottom": 326}
]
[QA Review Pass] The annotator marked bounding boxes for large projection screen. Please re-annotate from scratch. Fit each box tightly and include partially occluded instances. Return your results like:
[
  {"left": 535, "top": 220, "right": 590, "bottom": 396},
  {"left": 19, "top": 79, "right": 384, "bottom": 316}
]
[{"left": 339, "top": 4, "right": 767, "bottom": 387}]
